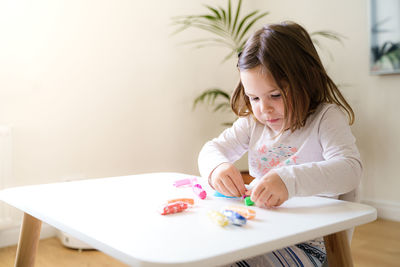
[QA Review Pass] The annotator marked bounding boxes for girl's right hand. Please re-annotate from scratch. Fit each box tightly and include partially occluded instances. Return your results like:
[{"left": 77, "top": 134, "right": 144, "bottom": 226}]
[{"left": 209, "top": 163, "right": 247, "bottom": 197}]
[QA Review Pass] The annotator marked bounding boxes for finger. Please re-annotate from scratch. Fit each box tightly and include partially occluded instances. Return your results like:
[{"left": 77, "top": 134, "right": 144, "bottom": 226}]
[
  {"left": 230, "top": 171, "right": 247, "bottom": 196},
  {"left": 228, "top": 175, "right": 246, "bottom": 197},
  {"left": 214, "top": 177, "right": 236, "bottom": 197},
  {"left": 214, "top": 179, "right": 231, "bottom": 197},
  {"left": 276, "top": 197, "right": 286, "bottom": 207},
  {"left": 221, "top": 177, "right": 241, "bottom": 197},
  {"left": 257, "top": 190, "right": 272, "bottom": 208},
  {"left": 250, "top": 187, "right": 260, "bottom": 202},
  {"left": 250, "top": 183, "right": 265, "bottom": 202},
  {"left": 221, "top": 166, "right": 246, "bottom": 196},
  {"left": 266, "top": 195, "right": 280, "bottom": 208},
  {"left": 251, "top": 186, "right": 265, "bottom": 205}
]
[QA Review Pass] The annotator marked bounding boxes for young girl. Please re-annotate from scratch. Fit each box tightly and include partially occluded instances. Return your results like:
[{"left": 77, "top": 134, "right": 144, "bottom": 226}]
[{"left": 198, "top": 21, "right": 362, "bottom": 266}]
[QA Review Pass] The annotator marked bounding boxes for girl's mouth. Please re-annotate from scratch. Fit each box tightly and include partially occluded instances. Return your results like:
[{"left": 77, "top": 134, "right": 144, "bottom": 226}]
[{"left": 267, "top": 119, "right": 279, "bottom": 123}]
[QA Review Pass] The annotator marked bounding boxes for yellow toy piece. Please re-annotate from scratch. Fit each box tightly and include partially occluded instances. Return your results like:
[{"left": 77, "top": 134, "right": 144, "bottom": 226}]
[{"left": 207, "top": 210, "right": 229, "bottom": 227}]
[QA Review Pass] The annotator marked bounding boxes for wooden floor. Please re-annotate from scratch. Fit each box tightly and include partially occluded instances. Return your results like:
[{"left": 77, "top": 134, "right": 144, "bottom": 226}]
[
  {"left": 0, "top": 219, "right": 399, "bottom": 267},
  {"left": 351, "top": 219, "right": 400, "bottom": 267}
]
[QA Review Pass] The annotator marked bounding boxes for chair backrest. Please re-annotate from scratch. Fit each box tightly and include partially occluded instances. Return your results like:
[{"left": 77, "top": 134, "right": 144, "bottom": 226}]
[{"left": 339, "top": 188, "right": 360, "bottom": 203}]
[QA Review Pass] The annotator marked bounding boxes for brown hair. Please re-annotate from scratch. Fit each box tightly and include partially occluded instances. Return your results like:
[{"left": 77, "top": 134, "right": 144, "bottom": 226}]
[{"left": 231, "top": 21, "right": 354, "bottom": 132}]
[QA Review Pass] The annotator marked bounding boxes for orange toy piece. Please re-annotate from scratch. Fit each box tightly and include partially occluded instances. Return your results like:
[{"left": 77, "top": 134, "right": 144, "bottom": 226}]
[
  {"left": 225, "top": 206, "right": 256, "bottom": 220},
  {"left": 167, "top": 198, "right": 194, "bottom": 205}
]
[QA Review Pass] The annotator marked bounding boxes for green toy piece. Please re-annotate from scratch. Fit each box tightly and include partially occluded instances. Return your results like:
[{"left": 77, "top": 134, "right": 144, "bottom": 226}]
[{"left": 244, "top": 196, "right": 254, "bottom": 206}]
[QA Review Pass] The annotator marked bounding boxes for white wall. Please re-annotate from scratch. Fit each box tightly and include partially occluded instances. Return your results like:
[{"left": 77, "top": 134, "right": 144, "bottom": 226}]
[
  {"left": 256, "top": 0, "right": 400, "bottom": 220},
  {"left": 0, "top": 0, "right": 245, "bottom": 188}
]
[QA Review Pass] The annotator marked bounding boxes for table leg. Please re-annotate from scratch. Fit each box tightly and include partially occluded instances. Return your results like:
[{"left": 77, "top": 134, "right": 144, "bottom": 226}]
[
  {"left": 324, "top": 230, "right": 353, "bottom": 267},
  {"left": 14, "top": 213, "right": 42, "bottom": 267}
]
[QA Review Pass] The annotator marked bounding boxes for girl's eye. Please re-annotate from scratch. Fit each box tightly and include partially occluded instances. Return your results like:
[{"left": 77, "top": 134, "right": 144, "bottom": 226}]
[
  {"left": 271, "top": 94, "right": 281, "bottom": 98},
  {"left": 250, "top": 97, "right": 259, "bottom": 101}
]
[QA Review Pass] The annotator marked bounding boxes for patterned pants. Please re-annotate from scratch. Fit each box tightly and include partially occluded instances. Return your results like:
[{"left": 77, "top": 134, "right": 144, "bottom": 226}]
[{"left": 223, "top": 238, "right": 326, "bottom": 267}]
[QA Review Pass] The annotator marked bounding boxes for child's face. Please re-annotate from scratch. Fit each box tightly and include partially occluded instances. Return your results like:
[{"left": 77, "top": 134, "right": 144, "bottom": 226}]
[{"left": 240, "top": 66, "right": 285, "bottom": 131}]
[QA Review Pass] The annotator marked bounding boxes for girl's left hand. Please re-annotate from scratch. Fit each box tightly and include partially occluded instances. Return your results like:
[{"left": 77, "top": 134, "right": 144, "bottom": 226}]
[{"left": 250, "top": 170, "right": 288, "bottom": 208}]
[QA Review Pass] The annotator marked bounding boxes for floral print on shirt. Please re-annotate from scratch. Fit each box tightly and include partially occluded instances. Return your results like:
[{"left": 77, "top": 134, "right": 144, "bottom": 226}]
[{"left": 250, "top": 143, "right": 298, "bottom": 176}]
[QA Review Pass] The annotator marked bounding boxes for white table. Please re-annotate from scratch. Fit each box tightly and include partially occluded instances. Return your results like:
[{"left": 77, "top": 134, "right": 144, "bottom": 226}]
[{"left": 0, "top": 172, "right": 377, "bottom": 267}]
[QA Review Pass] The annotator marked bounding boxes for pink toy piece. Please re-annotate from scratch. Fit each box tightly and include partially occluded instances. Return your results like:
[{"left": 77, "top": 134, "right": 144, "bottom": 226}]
[
  {"left": 192, "top": 183, "right": 207, "bottom": 199},
  {"left": 173, "top": 177, "right": 198, "bottom": 187}
]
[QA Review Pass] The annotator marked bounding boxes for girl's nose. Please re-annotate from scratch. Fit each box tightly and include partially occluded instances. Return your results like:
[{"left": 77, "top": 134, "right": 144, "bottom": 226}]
[{"left": 261, "top": 101, "right": 273, "bottom": 113}]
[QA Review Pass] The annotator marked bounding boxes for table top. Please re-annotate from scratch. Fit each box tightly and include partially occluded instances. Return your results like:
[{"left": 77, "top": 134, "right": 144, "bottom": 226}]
[{"left": 0, "top": 172, "right": 377, "bottom": 266}]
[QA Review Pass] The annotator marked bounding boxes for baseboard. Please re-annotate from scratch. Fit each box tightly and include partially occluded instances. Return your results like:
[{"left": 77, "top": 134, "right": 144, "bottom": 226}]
[
  {"left": 0, "top": 223, "right": 57, "bottom": 248},
  {"left": 362, "top": 198, "right": 400, "bottom": 222}
]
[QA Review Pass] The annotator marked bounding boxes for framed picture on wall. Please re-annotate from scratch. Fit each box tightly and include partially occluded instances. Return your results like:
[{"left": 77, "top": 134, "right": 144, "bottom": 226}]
[{"left": 369, "top": 0, "right": 400, "bottom": 75}]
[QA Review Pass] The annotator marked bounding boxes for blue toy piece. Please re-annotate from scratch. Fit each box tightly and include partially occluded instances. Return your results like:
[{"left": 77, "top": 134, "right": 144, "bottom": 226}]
[
  {"left": 213, "top": 191, "right": 239, "bottom": 198},
  {"left": 222, "top": 209, "right": 247, "bottom": 226}
]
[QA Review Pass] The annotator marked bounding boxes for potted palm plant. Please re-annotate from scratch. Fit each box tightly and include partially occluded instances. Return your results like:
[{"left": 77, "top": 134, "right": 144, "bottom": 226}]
[{"left": 171, "top": 0, "right": 343, "bottom": 123}]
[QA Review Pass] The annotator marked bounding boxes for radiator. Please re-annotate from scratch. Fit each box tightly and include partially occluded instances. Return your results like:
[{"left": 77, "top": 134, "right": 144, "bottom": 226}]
[{"left": 0, "top": 126, "right": 13, "bottom": 229}]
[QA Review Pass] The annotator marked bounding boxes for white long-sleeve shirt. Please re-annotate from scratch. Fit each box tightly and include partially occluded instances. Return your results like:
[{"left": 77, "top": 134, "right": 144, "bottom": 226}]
[{"left": 198, "top": 103, "right": 362, "bottom": 200}]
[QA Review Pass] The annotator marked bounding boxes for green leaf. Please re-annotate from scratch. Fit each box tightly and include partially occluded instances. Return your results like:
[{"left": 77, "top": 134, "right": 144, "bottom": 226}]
[
  {"left": 179, "top": 37, "right": 234, "bottom": 47},
  {"left": 194, "top": 43, "right": 235, "bottom": 51},
  {"left": 221, "top": 50, "right": 237, "bottom": 63},
  {"left": 213, "top": 102, "right": 231, "bottom": 112},
  {"left": 231, "top": 0, "right": 242, "bottom": 35},
  {"left": 182, "top": 22, "right": 230, "bottom": 39},
  {"left": 237, "top": 11, "right": 269, "bottom": 42},
  {"left": 234, "top": 10, "right": 258, "bottom": 40},
  {"left": 170, "top": 1, "right": 271, "bottom": 62},
  {"left": 193, "top": 89, "right": 231, "bottom": 110},
  {"left": 203, "top": 5, "right": 222, "bottom": 20},
  {"left": 228, "top": 0, "right": 232, "bottom": 30},
  {"left": 238, "top": 39, "right": 248, "bottom": 52},
  {"left": 218, "top": 6, "right": 227, "bottom": 26},
  {"left": 311, "top": 31, "right": 345, "bottom": 45},
  {"left": 311, "top": 30, "right": 345, "bottom": 61},
  {"left": 169, "top": 24, "right": 192, "bottom": 37}
]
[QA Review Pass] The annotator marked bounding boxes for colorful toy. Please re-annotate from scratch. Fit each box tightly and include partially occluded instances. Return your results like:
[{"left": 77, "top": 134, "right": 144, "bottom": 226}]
[
  {"left": 225, "top": 206, "right": 256, "bottom": 220},
  {"left": 173, "top": 177, "right": 198, "bottom": 187},
  {"left": 160, "top": 201, "right": 188, "bottom": 215},
  {"left": 192, "top": 183, "right": 207, "bottom": 199},
  {"left": 167, "top": 198, "right": 194, "bottom": 205},
  {"left": 244, "top": 196, "right": 254, "bottom": 206},
  {"left": 222, "top": 210, "right": 247, "bottom": 226},
  {"left": 207, "top": 210, "right": 229, "bottom": 226},
  {"left": 173, "top": 177, "right": 207, "bottom": 200},
  {"left": 213, "top": 191, "right": 239, "bottom": 198}
]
